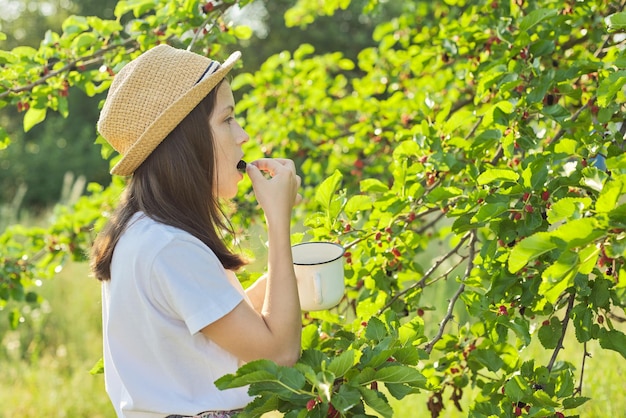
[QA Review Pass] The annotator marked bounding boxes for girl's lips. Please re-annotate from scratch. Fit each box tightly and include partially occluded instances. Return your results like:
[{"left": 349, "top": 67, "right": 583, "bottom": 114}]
[{"left": 236, "top": 160, "right": 247, "bottom": 172}]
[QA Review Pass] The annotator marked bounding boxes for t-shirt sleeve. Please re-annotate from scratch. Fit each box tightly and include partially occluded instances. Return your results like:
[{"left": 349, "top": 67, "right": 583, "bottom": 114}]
[{"left": 150, "top": 237, "right": 244, "bottom": 335}]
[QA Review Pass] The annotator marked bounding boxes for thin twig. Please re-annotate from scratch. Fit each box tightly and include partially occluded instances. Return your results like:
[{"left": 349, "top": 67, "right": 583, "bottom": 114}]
[
  {"left": 343, "top": 206, "right": 441, "bottom": 250},
  {"left": 547, "top": 291, "right": 576, "bottom": 372},
  {"left": 0, "top": 38, "right": 138, "bottom": 99},
  {"left": 574, "top": 341, "right": 591, "bottom": 396},
  {"left": 424, "top": 231, "right": 477, "bottom": 354},
  {"left": 379, "top": 232, "right": 472, "bottom": 313},
  {"left": 607, "top": 311, "right": 626, "bottom": 323},
  {"left": 424, "top": 254, "right": 469, "bottom": 287},
  {"left": 187, "top": 17, "right": 215, "bottom": 51},
  {"left": 416, "top": 210, "right": 447, "bottom": 235},
  {"left": 465, "top": 115, "right": 484, "bottom": 140}
]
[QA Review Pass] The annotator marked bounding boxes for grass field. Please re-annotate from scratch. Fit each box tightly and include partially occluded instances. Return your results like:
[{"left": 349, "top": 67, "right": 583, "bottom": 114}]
[{"left": 1, "top": 261, "right": 624, "bottom": 417}]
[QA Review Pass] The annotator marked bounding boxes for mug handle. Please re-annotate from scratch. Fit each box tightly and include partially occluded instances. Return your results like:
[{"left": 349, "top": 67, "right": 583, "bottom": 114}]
[{"left": 314, "top": 272, "right": 323, "bottom": 304}]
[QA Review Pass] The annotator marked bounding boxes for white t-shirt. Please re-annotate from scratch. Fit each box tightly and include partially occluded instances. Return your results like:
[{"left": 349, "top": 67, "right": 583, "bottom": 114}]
[{"left": 102, "top": 212, "right": 253, "bottom": 418}]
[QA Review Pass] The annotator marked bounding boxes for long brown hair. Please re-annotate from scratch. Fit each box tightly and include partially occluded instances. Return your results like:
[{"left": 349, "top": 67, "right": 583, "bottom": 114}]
[{"left": 90, "top": 80, "right": 246, "bottom": 281}]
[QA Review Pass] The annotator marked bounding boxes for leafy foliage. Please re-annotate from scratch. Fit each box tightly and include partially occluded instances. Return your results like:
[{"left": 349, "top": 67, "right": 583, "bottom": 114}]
[{"left": 2, "top": 0, "right": 626, "bottom": 416}]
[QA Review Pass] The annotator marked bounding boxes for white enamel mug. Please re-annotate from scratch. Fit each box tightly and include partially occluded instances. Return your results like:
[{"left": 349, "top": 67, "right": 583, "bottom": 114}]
[{"left": 291, "top": 242, "right": 346, "bottom": 311}]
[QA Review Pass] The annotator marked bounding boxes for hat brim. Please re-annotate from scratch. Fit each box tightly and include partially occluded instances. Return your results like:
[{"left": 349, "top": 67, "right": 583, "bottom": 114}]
[{"left": 110, "top": 51, "right": 242, "bottom": 176}]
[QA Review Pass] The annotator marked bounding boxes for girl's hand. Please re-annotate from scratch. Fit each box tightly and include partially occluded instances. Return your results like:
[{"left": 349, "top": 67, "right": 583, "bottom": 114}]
[{"left": 246, "top": 158, "right": 302, "bottom": 222}]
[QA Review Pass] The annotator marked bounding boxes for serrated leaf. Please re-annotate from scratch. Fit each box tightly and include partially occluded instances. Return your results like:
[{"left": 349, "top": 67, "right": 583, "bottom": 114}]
[
  {"left": 519, "top": 8, "right": 558, "bottom": 32},
  {"left": 425, "top": 186, "right": 463, "bottom": 203},
  {"left": 214, "top": 359, "right": 278, "bottom": 389},
  {"left": 360, "top": 178, "right": 388, "bottom": 193},
  {"left": 373, "top": 365, "right": 425, "bottom": 384},
  {"left": 599, "top": 328, "right": 626, "bottom": 359},
  {"left": 470, "top": 348, "right": 504, "bottom": 372},
  {"left": 540, "top": 250, "right": 578, "bottom": 304},
  {"left": 508, "top": 232, "right": 559, "bottom": 273},
  {"left": 358, "top": 387, "right": 393, "bottom": 418},
  {"left": 532, "top": 389, "right": 561, "bottom": 407},
  {"left": 563, "top": 396, "right": 591, "bottom": 409},
  {"left": 473, "top": 202, "right": 509, "bottom": 223},
  {"left": 546, "top": 197, "right": 592, "bottom": 224},
  {"left": 504, "top": 375, "right": 532, "bottom": 402},
  {"left": 332, "top": 384, "right": 362, "bottom": 413},
  {"left": 477, "top": 168, "right": 519, "bottom": 185},
  {"left": 364, "top": 316, "right": 387, "bottom": 342},
  {"left": 344, "top": 195, "right": 372, "bottom": 216},
  {"left": 385, "top": 382, "right": 415, "bottom": 399},
  {"left": 538, "top": 317, "right": 562, "bottom": 349},
  {"left": 327, "top": 350, "right": 355, "bottom": 378}
]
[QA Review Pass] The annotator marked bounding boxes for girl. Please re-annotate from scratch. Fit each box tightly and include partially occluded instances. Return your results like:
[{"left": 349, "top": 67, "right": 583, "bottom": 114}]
[{"left": 91, "top": 44, "right": 302, "bottom": 418}]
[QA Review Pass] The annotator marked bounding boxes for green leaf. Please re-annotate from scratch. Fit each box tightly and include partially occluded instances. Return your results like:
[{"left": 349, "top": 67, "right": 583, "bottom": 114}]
[
  {"left": 598, "top": 328, "right": 626, "bottom": 359},
  {"left": 546, "top": 197, "right": 592, "bottom": 224},
  {"left": 538, "top": 317, "right": 562, "bottom": 349},
  {"left": 61, "top": 15, "right": 89, "bottom": 34},
  {"left": 605, "top": 11, "right": 626, "bottom": 32},
  {"left": 23, "top": 107, "right": 47, "bottom": 132},
  {"left": 470, "top": 348, "right": 505, "bottom": 372},
  {"left": 364, "top": 316, "right": 387, "bottom": 342},
  {"left": 425, "top": 186, "right": 463, "bottom": 203},
  {"left": 563, "top": 396, "right": 591, "bottom": 409},
  {"left": 590, "top": 278, "right": 611, "bottom": 309},
  {"left": 540, "top": 250, "right": 578, "bottom": 304},
  {"left": 508, "top": 232, "right": 558, "bottom": 273},
  {"left": 373, "top": 365, "right": 426, "bottom": 384},
  {"left": 72, "top": 32, "right": 98, "bottom": 49},
  {"left": 360, "top": 178, "right": 388, "bottom": 193},
  {"left": 473, "top": 202, "right": 509, "bottom": 223},
  {"left": 477, "top": 168, "right": 519, "bottom": 185},
  {"left": 571, "top": 303, "right": 594, "bottom": 343},
  {"left": 358, "top": 387, "right": 393, "bottom": 418},
  {"left": 327, "top": 350, "right": 355, "bottom": 378},
  {"left": 551, "top": 218, "right": 605, "bottom": 249},
  {"left": 345, "top": 195, "right": 372, "bottom": 217},
  {"left": 214, "top": 359, "right": 278, "bottom": 389},
  {"left": 315, "top": 170, "right": 343, "bottom": 210},
  {"left": 315, "top": 170, "right": 343, "bottom": 223},
  {"left": 596, "top": 178, "right": 623, "bottom": 213},
  {"left": 332, "top": 384, "right": 362, "bottom": 413},
  {"left": 597, "top": 70, "right": 626, "bottom": 106},
  {"left": 384, "top": 382, "right": 415, "bottom": 399},
  {"left": 89, "top": 357, "right": 104, "bottom": 375},
  {"left": 504, "top": 375, "right": 532, "bottom": 402},
  {"left": 238, "top": 395, "right": 281, "bottom": 418},
  {"left": 519, "top": 8, "right": 558, "bottom": 32},
  {"left": 532, "top": 389, "right": 561, "bottom": 407}
]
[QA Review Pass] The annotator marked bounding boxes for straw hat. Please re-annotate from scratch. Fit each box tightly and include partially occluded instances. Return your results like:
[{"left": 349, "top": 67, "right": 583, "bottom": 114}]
[{"left": 97, "top": 44, "right": 241, "bottom": 176}]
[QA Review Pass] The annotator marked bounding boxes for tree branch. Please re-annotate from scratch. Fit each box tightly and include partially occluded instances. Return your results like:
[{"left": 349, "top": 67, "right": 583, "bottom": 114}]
[
  {"left": 424, "top": 230, "right": 477, "bottom": 354},
  {"left": 574, "top": 341, "right": 591, "bottom": 396},
  {"left": 378, "top": 232, "right": 472, "bottom": 314},
  {"left": 547, "top": 291, "right": 576, "bottom": 372},
  {"left": 0, "top": 38, "right": 139, "bottom": 100}
]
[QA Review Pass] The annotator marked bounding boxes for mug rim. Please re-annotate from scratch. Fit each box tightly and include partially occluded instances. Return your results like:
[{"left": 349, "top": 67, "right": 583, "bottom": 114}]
[{"left": 292, "top": 241, "right": 345, "bottom": 266}]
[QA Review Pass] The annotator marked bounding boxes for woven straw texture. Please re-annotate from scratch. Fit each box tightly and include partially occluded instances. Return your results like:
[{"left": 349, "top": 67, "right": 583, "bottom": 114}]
[{"left": 97, "top": 44, "right": 241, "bottom": 176}]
